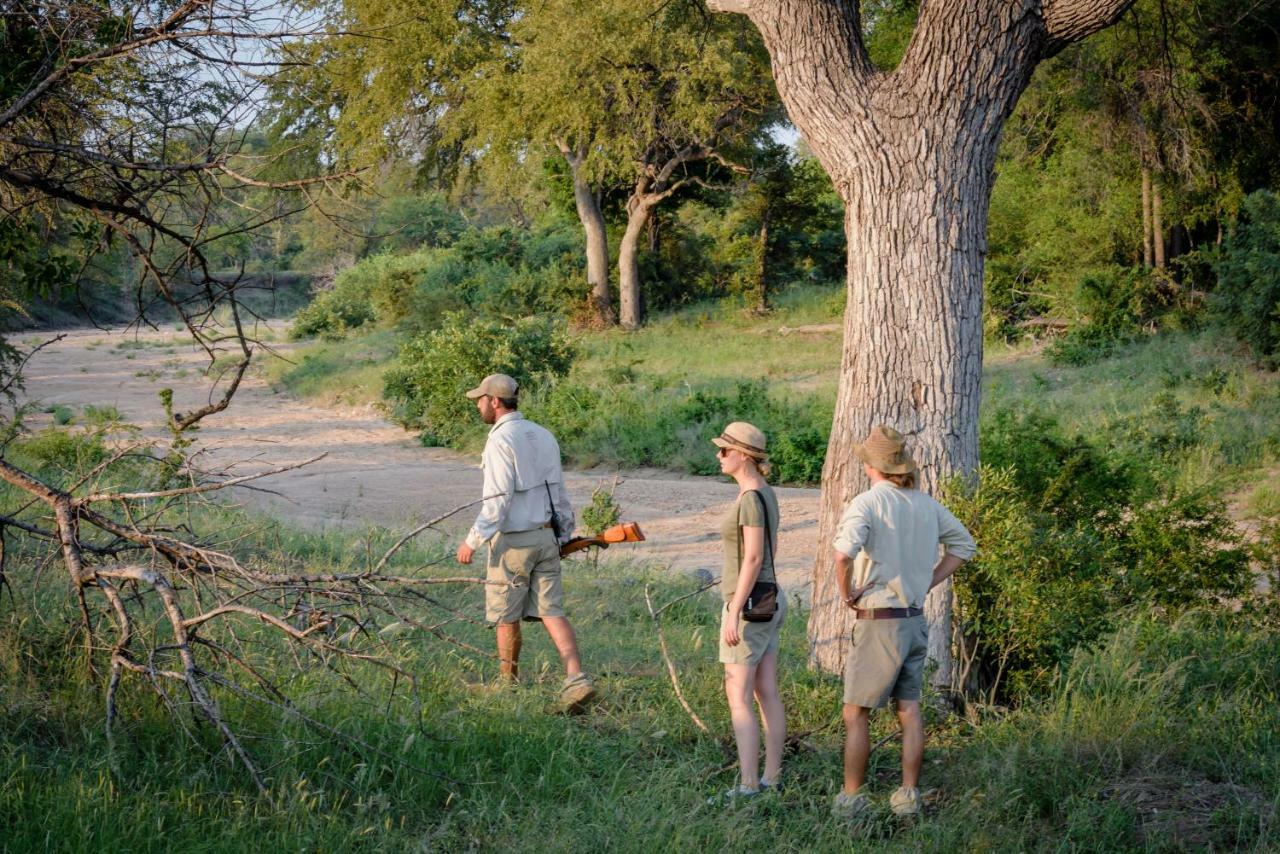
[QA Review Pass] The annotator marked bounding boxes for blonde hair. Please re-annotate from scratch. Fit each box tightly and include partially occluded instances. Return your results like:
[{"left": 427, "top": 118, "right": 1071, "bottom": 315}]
[{"left": 741, "top": 453, "right": 771, "bottom": 479}]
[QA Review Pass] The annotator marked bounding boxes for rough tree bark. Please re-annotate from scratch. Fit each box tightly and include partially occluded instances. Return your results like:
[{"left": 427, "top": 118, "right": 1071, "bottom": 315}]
[
  {"left": 708, "top": 0, "right": 1134, "bottom": 684},
  {"left": 556, "top": 141, "right": 613, "bottom": 325}
]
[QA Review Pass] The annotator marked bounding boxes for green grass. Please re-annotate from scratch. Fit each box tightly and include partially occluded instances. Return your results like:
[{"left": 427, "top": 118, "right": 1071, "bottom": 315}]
[
  {"left": 0, "top": 423, "right": 1275, "bottom": 850},
  {"left": 264, "top": 329, "right": 401, "bottom": 409},
  {"left": 985, "top": 330, "right": 1280, "bottom": 495},
  {"left": 2, "top": 519, "right": 1276, "bottom": 850}
]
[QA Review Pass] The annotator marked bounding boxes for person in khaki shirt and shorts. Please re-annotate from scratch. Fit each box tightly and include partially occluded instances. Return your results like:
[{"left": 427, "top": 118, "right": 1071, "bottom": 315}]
[
  {"left": 830, "top": 426, "right": 976, "bottom": 821},
  {"left": 706, "top": 422, "right": 787, "bottom": 805},
  {"left": 454, "top": 374, "right": 596, "bottom": 711}
]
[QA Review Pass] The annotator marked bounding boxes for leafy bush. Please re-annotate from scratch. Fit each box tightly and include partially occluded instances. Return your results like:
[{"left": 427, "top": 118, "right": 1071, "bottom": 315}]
[
  {"left": 1046, "top": 268, "right": 1162, "bottom": 366},
  {"left": 522, "top": 377, "right": 831, "bottom": 485},
  {"left": 382, "top": 312, "right": 577, "bottom": 446},
  {"left": 1214, "top": 189, "right": 1280, "bottom": 368},
  {"left": 291, "top": 221, "right": 589, "bottom": 340},
  {"left": 952, "top": 406, "right": 1251, "bottom": 701},
  {"left": 580, "top": 485, "right": 621, "bottom": 535}
]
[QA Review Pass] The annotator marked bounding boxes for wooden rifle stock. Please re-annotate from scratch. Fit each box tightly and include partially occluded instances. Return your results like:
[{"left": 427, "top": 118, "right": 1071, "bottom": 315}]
[{"left": 559, "top": 522, "right": 645, "bottom": 557}]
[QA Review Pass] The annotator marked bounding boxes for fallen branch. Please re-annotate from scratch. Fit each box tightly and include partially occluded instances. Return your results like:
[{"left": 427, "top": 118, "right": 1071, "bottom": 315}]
[{"left": 645, "top": 583, "right": 710, "bottom": 735}]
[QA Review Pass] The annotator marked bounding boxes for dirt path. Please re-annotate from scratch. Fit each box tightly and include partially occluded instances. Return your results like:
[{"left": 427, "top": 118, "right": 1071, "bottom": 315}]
[{"left": 16, "top": 328, "right": 822, "bottom": 595}]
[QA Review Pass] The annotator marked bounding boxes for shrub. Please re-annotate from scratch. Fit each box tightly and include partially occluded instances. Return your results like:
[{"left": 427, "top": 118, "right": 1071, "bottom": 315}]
[
  {"left": 1045, "top": 267, "right": 1172, "bottom": 366},
  {"left": 1118, "top": 491, "right": 1250, "bottom": 608},
  {"left": 1214, "top": 189, "right": 1280, "bottom": 368},
  {"left": 952, "top": 406, "right": 1254, "bottom": 701},
  {"left": 382, "top": 312, "right": 577, "bottom": 446}
]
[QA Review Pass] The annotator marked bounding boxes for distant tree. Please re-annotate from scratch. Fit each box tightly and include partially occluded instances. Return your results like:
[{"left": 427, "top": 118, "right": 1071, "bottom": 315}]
[{"left": 276, "top": 0, "right": 777, "bottom": 328}]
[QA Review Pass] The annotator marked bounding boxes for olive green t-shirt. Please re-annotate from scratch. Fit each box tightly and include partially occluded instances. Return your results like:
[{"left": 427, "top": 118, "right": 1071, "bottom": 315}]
[{"left": 720, "top": 485, "right": 779, "bottom": 603}]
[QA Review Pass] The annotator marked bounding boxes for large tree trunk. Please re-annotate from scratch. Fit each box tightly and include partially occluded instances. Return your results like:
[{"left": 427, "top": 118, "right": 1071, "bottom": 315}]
[
  {"left": 557, "top": 142, "right": 613, "bottom": 325},
  {"left": 618, "top": 195, "right": 654, "bottom": 330},
  {"left": 709, "top": 0, "right": 1135, "bottom": 687}
]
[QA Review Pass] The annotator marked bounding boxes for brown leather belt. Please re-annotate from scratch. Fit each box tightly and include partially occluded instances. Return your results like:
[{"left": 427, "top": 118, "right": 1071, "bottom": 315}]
[{"left": 854, "top": 607, "right": 923, "bottom": 620}]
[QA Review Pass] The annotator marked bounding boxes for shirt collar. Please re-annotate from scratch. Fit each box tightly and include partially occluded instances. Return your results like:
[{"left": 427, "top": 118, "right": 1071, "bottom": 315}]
[
  {"left": 871, "top": 480, "right": 897, "bottom": 491},
  {"left": 490, "top": 411, "right": 524, "bottom": 432}
]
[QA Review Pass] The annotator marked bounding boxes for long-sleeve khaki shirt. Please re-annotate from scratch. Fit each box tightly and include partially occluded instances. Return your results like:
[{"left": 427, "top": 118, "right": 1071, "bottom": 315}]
[
  {"left": 832, "top": 481, "right": 976, "bottom": 609},
  {"left": 465, "top": 412, "right": 575, "bottom": 550}
]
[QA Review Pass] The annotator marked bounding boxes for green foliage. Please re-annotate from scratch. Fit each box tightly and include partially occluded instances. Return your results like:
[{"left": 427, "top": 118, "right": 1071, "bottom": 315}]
[
  {"left": 523, "top": 378, "right": 831, "bottom": 486},
  {"left": 1214, "top": 189, "right": 1280, "bottom": 368},
  {"left": 383, "top": 312, "right": 577, "bottom": 446},
  {"left": 1044, "top": 268, "right": 1162, "bottom": 365},
  {"left": 18, "top": 428, "right": 109, "bottom": 473},
  {"left": 950, "top": 403, "right": 1251, "bottom": 700},
  {"left": 291, "top": 221, "right": 588, "bottom": 340},
  {"left": 49, "top": 404, "right": 73, "bottom": 426},
  {"left": 580, "top": 485, "right": 622, "bottom": 535}
]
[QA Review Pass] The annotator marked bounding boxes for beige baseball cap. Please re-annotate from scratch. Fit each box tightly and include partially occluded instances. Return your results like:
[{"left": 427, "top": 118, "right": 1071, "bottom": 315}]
[
  {"left": 853, "top": 425, "right": 917, "bottom": 474},
  {"left": 464, "top": 373, "right": 519, "bottom": 399}
]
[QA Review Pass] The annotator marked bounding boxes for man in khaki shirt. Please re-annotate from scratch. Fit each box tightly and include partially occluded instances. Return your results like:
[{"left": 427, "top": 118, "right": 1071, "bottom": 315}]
[{"left": 829, "top": 426, "right": 976, "bottom": 821}]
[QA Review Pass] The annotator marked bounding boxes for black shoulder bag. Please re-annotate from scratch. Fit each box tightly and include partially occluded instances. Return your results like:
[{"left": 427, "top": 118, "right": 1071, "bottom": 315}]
[{"left": 741, "top": 490, "right": 779, "bottom": 623}]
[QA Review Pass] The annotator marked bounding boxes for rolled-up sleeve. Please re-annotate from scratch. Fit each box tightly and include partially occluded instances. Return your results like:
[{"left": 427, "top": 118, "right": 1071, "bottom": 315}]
[
  {"left": 466, "top": 440, "right": 516, "bottom": 549},
  {"left": 832, "top": 495, "right": 871, "bottom": 559},
  {"left": 936, "top": 503, "right": 976, "bottom": 561}
]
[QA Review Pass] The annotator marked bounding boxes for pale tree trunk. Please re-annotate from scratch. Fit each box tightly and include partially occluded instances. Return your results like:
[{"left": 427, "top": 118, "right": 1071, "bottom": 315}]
[
  {"left": 618, "top": 195, "right": 655, "bottom": 329},
  {"left": 709, "top": 0, "right": 1134, "bottom": 688},
  {"left": 755, "top": 209, "right": 771, "bottom": 313},
  {"left": 557, "top": 141, "right": 613, "bottom": 325},
  {"left": 1152, "top": 177, "right": 1166, "bottom": 270},
  {"left": 1142, "top": 165, "right": 1153, "bottom": 269}
]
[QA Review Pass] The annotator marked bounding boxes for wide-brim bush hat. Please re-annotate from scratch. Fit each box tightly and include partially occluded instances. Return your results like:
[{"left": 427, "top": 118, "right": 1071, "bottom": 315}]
[
  {"left": 853, "top": 425, "right": 916, "bottom": 474},
  {"left": 711, "top": 421, "right": 769, "bottom": 461},
  {"left": 465, "top": 373, "right": 519, "bottom": 399}
]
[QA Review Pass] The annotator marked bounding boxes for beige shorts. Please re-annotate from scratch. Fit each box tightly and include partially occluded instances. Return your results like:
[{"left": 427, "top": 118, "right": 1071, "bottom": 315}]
[
  {"left": 842, "top": 615, "right": 928, "bottom": 708},
  {"left": 485, "top": 528, "right": 565, "bottom": 624},
  {"left": 718, "top": 591, "right": 786, "bottom": 666}
]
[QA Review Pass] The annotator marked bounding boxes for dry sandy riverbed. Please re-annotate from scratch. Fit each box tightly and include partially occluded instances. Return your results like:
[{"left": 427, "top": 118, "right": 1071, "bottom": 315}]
[{"left": 15, "top": 327, "right": 822, "bottom": 595}]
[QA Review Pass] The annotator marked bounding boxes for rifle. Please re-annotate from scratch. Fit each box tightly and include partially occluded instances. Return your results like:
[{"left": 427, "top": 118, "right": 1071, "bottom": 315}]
[{"left": 559, "top": 522, "right": 646, "bottom": 557}]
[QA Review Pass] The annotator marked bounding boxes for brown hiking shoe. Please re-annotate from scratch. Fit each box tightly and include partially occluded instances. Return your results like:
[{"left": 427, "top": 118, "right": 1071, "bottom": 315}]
[{"left": 559, "top": 673, "right": 597, "bottom": 712}]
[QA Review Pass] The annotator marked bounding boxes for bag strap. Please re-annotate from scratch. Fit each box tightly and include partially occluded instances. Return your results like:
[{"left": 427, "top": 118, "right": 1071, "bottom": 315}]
[
  {"left": 742, "top": 489, "right": 776, "bottom": 582},
  {"left": 543, "top": 480, "right": 563, "bottom": 539}
]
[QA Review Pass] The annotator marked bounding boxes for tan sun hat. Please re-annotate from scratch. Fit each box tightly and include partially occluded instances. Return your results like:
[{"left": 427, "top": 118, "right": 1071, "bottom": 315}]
[
  {"left": 711, "top": 421, "right": 769, "bottom": 461},
  {"left": 853, "top": 425, "right": 916, "bottom": 474},
  {"left": 464, "top": 373, "right": 519, "bottom": 399}
]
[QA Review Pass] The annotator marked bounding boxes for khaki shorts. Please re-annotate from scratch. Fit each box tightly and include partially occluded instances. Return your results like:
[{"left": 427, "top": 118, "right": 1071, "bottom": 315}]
[
  {"left": 842, "top": 615, "right": 928, "bottom": 708},
  {"left": 485, "top": 528, "right": 565, "bottom": 624},
  {"left": 718, "top": 591, "right": 787, "bottom": 666}
]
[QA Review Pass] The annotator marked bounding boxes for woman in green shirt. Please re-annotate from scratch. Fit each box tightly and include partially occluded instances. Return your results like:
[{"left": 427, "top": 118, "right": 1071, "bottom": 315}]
[{"left": 709, "top": 421, "right": 787, "bottom": 803}]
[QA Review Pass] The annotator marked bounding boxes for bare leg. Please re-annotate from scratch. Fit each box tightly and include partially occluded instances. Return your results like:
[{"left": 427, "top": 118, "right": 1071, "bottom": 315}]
[
  {"left": 496, "top": 621, "right": 522, "bottom": 681},
  {"left": 541, "top": 616, "right": 583, "bottom": 678},
  {"left": 752, "top": 651, "right": 785, "bottom": 784},
  {"left": 842, "top": 703, "right": 871, "bottom": 795},
  {"left": 896, "top": 700, "right": 924, "bottom": 789},
  {"left": 724, "top": 662, "right": 761, "bottom": 789}
]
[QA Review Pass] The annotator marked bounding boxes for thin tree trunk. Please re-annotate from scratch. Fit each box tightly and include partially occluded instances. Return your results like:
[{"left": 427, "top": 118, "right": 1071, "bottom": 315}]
[
  {"left": 709, "top": 0, "right": 1135, "bottom": 690},
  {"left": 1152, "top": 177, "right": 1166, "bottom": 270},
  {"left": 557, "top": 142, "right": 613, "bottom": 325},
  {"left": 618, "top": 197, "right": 653, "bottom": 330},
  {"left": 755, "top": 209, "right": 770, "bottom": 313},
  {"left": 1142, "top": 166, "right": 1153, "bottom": 269}
]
